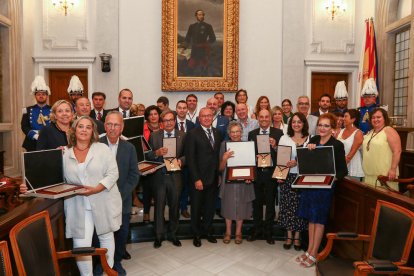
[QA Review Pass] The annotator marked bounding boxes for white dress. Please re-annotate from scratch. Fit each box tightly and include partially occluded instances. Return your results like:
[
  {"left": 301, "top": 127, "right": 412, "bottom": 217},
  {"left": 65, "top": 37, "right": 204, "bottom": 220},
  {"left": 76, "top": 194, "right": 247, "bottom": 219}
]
[{"left": 337, "top": 129, "right": 365, "bottom": 178}]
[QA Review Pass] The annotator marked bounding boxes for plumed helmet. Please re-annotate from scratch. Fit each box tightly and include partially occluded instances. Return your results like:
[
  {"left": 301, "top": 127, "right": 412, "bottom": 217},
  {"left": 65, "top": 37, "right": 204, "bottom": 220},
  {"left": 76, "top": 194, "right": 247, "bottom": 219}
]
[
  {"left": 30, "top": 75, "right": 51, "bottom": 95},
  {"left": 334, "top": 81, "right": 348, "bottom": 99},
  {"left": 361, "top": 78, "right": 378, "bottom": 97},
  {"left": 67, "top": 75, "right": 84, "bottom": 95}
]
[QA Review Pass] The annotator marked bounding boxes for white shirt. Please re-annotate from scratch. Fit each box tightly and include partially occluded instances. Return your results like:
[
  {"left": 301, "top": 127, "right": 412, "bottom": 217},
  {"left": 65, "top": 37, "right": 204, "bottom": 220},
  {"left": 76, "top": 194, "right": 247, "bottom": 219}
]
[
  {"left": 177, "top": 118, "right": 187, "bottom": 132},
  {"left": 164, "top": 130, "right": 175, "bottom": 138},
  {"left": 94, "top": 109, "right": 104, "bottom": 120},
  {"left": 186, "top": 108, "right": 199, "bottom": 124},
  {"left": 118, "top": 107, "right": 130, "bottom": 118},
  {"left": 106, "top": 137, "right": 119, "bottom": 156},
  {"left": 201, "top": 125, "right": 214, "bottom": 143},
  {"left": 260, "top": 127, "right": 270, "bottom": 134}
]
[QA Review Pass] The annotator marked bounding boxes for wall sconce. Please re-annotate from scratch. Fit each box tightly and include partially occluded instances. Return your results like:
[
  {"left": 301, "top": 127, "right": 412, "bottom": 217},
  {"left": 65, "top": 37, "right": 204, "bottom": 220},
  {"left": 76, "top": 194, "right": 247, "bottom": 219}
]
[
  {"left": 52, "top": 0, "right": 76, "bottom": 16},
  {"left": 324, "top": 0, "right": 346, "bottom": 21},
  {"left": 99, "top": 53, "right": 112, "bottom": 73}
]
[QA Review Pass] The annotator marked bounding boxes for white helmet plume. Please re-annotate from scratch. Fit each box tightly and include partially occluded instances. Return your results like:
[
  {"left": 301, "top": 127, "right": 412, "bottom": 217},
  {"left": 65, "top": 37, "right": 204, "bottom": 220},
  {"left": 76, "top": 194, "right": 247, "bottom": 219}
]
[
  {"left": 361, "top": 78, "right": 378, "bottom": 97},
  {"left": 67, "top": 75, "right": 84, "bottom": 94},
  {"left": 30, "top": 75, "right": 51, "bottom": 95},
  {"left": 334, "top": 81, "right": 348, "bottom": 99}
]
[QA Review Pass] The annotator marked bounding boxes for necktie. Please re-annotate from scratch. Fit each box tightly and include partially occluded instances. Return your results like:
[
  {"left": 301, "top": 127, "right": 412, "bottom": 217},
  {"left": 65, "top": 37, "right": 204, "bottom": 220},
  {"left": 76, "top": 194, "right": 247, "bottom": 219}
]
[
  {"left": 207, "top": 128, "right": 214, "bottom": 148},
  {"left": 262, "top": 130, "right": 267, "bottom": 134},
  {"left": 97, "top": 112, "right": 102, "bottom": 121},
  {"left": 179, "top": 121, "right": 185, "bottom": 132},
  {"left": 167, "top": 132, "right": 172, "bottom": 138},
  {"left": 122, "top": 110, "right": 127, "bottom": 118}
]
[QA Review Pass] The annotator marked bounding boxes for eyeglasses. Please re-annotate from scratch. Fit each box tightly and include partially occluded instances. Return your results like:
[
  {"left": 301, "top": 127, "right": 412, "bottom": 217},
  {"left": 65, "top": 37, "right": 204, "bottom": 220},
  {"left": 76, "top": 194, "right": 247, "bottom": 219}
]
[
  {"left": 199, "top": 114, "right": 213, "bottom": 118},
  {"left": 105, "top": 123, "right": 122, "bottom": 129},
  {"left": 162, "top": 119, "right": 175, "bottom": 123},
  {"left": 297, "top": 102, "right": 309, "bottom": 106},
  {"left": 230, "top": 130, "right": 241, "bottom": 134},
  {"left": 317, "top": 124, "right": 331, "bottom": 129}
]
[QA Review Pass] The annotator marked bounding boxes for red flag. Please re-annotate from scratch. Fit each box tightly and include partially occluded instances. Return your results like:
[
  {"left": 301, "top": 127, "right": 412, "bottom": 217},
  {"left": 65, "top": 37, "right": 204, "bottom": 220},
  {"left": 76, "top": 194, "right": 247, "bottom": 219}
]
[{"left": 358, "top": 18, "right": 379, "bottom": 106}]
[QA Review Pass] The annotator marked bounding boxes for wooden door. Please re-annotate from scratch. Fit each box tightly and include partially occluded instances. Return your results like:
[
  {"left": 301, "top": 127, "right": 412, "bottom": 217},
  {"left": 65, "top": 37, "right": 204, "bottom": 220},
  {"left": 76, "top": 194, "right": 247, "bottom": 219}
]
[
  {"left": 311, "top": 73, "right": 349, "bottom": 113},
  {"left": 48, "top": 70, "right": 88, "bottom": 105}
]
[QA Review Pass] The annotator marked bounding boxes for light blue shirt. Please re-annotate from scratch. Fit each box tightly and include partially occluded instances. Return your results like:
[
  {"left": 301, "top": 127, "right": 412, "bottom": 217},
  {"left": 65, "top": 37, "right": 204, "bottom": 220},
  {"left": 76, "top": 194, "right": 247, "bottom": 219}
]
[{"left": 237, "top": 118, "right": 259, "bottom": 141}]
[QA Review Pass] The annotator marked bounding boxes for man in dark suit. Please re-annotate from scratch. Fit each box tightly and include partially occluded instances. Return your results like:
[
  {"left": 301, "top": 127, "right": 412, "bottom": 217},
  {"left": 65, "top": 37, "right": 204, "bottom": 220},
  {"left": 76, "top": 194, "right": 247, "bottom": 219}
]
[
  {"left": 147, "top": 111, "right": 186, "bottom": 248},
  {"left": 248, "top": 109, "right": 283, "bottom": 244},
  {"left": 111, "top": 89, "right": 134, "bottom": 118},
  {"left": 183, "top": 9, "right": 216, "bottom": 76},
  {"left": 75, "top": 97, "right": 105, "bottom": 135},
  {"left": 90, "top": 91, "right": 109, "bottom": 122},
  {"left": 186, "top": 107, "right": 222, "bottom": 247},
  {"left": 311, "top": 93, "right": 332, "bottom": 117},
  {"left": 175, "top": 100, "right": 195, "bottom": 218},
  {"left": 196, "top": 97, "right": 229, "bottom": 140},
  {"left": 100, "top": 111, "right": 139, "bottom": 275}
]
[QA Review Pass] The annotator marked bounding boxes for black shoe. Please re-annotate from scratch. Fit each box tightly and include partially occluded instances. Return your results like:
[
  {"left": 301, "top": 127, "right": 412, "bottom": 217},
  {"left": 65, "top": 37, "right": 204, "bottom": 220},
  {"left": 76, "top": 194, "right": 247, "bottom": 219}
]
[
  {"left": 170, "top": 238, "right": 182, "bottom": 247},
  {"left": 266, "top": 235, "right": 275, "bottom": 245},
  {"left": 193, "top": 237, "right": 202, "bottom": 247},
  {"left": 113, "top": 262, "right": 127, "bottom": 276},
  {"left": 293, "top": 239, "right": 302, "bottom": 251},
  {"left": 206, "top": 235, "right": 217, "bottom": 243},
  {"left": 247, "top": 231, "right": 261, "bottom": 242},
  {"left": 122, "top": 250, "right": 131, "bottom": 260},
  {"left": 154, "top": 239, "right": 162, "bottom": 248},
  {"left": 283, "top": 238, "right": 292, "bottom": 250}
]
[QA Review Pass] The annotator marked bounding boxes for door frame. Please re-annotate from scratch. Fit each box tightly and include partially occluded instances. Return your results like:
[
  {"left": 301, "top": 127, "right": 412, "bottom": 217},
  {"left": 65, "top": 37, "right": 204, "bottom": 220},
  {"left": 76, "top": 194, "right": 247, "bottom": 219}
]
[
  {"left": 33, "top": 56, "right": 95, "bottom": 102},
  {"left": 305, "top": 60, "right": 359, "bottom": 108}
]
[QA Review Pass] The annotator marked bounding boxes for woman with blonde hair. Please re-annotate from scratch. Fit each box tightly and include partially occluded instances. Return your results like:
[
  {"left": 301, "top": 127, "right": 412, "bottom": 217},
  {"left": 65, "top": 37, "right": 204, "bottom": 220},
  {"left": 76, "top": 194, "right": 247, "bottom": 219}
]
[{"left": 37, "top": 99, "right": 74, "bottom": 150}]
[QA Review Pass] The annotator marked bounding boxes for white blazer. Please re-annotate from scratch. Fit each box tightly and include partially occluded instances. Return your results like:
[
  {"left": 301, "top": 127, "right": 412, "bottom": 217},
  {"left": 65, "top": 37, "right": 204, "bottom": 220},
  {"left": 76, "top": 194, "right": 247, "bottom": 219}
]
[{"left": 63, "top": 142, "right": 122, "bottom": 238}]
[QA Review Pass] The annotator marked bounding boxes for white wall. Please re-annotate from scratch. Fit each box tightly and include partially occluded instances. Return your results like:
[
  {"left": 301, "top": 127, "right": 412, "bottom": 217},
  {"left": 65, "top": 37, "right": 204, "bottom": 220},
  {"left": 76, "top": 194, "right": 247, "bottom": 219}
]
[
  {"left": 119, "top": 0, "right": 283, "bottom": 109},
  {"left": 22, "top": 0, "right": 376, "bottom": 111}
]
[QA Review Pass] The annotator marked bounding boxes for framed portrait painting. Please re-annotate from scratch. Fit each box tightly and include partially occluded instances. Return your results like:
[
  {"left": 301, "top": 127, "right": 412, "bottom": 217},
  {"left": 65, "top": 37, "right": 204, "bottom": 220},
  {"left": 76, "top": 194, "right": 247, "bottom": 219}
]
[{"left": 162, "top": 0, "right": 239, "bottom": 91}]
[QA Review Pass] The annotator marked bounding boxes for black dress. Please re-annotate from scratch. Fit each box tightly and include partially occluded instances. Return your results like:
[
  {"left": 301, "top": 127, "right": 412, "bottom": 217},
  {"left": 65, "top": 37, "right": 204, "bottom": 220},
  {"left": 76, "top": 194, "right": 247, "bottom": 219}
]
[
  {"left": 36, "top": 123, "right": 68, "bottom": 150},
  {"left": 297, "top": 136, "right": 348, "bottom": 225}
]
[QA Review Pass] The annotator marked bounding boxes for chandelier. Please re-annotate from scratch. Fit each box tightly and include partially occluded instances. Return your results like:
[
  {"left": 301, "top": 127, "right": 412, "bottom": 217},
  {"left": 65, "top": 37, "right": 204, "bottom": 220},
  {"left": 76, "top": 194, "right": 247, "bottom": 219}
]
[
  {"left": 52, "top": 0, "right": 76, "bottom": 16},
  {"left": 324, "top": 0, "right": 347, "bottom": 21}
]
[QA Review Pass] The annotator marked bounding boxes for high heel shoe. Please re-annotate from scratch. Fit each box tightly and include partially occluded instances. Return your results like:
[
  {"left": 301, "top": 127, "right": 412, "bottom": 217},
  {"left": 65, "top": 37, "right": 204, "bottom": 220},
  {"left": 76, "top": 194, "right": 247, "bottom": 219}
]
[
  {"left": 223, "top": 234, "right": 231, "bottom": 244},
  {"left": 235, "top": 234, "right": 243, "bottom": 244},
  {"left": 293, "top": 238, "right": 301, "bottom": 251},
  {"left": 283, "top": 238, "right": 293, "bottom": 250}
]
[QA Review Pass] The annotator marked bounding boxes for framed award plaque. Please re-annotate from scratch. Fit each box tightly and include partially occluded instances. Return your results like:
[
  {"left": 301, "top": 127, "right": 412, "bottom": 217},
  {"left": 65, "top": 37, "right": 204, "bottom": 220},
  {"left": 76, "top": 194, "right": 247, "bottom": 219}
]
[
  {"left": 272, "top": 145, "right": 292, "bottom": 180},
  {"left": 225, "top": 141, "right": 255, "bottom": 182}
]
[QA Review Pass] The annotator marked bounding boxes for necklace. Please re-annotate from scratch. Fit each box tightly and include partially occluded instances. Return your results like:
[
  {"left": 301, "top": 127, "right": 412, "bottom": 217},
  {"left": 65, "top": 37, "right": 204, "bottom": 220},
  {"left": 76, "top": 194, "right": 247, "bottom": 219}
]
[
  {"left": 366, "top": 126, "right": 385, "bottom": 151},
  {"left": 75, "top": 145, "right": 90, "bottom": 152}
]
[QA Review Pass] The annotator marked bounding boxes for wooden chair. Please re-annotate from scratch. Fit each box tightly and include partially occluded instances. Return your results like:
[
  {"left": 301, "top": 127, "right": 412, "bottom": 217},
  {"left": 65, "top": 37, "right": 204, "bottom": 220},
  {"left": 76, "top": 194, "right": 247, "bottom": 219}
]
[
  {"left": 0, "top": 241, "right": 12, "bottom": 276},
  {"left": 9, "top": 210, "right": 117, "bottom": 276},
  {"left": 316, "top": 200, "right": 414, "bottom": 276},
  {"left": 376, "top": 175, "right": 414, "bottom": 196}
]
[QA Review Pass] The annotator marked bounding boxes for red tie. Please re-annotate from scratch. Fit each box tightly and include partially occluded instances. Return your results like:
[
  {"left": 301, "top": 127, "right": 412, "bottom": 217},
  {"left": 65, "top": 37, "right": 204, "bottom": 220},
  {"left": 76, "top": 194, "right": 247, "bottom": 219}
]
[
  {"left": 97, "top": 112, "right": 102, "bottom": 121},
  {"left": 180, "top": 121, "right": 185, "bottom": 131}
]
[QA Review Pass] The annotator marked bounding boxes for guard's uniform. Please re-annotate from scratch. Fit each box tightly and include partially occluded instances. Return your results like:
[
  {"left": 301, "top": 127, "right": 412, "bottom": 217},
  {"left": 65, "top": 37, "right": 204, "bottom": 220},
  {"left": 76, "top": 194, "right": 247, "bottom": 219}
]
[
  {"left": 358, "top": 104, "right": 377, "bottom": 135},
  {"left": 21, "top": 104, "right": 51, "bottom": 151}
]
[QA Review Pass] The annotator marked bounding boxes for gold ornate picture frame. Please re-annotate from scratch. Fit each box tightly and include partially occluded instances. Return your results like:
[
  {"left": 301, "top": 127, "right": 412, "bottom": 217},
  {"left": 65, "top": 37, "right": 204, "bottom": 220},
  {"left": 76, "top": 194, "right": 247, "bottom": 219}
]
[{"left": 162, "top": 0, "right": 239, "bottom": 91}]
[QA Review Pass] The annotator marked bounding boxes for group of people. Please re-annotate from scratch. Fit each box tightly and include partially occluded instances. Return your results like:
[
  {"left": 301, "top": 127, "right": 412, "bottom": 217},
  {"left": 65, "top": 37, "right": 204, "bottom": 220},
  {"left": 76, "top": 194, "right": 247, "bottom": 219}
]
[{"left": 20, "top": 74, "right": 402, "bottom": 273}]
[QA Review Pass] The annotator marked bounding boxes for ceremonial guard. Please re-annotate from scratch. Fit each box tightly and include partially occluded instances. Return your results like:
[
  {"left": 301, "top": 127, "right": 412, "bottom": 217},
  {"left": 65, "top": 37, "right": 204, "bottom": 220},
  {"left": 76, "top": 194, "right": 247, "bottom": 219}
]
[
  {"left": 21, "top": 75, "right": 51, "bottom": 151},
  {"left": 332, "top": 81, "right": 349, "bottom": 114},
  {"left": 67, "top": 75, "right": 84, "bottom": 111},
  {"left": 358, "top": 78, "right": 378, "bottom": 134}
]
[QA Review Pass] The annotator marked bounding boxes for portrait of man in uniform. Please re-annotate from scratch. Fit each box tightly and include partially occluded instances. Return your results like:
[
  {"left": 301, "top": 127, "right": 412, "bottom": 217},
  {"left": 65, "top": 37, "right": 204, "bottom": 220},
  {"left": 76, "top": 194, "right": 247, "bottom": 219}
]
[{"left": 177, "top": 0, "right": 224, "bottom": 77}]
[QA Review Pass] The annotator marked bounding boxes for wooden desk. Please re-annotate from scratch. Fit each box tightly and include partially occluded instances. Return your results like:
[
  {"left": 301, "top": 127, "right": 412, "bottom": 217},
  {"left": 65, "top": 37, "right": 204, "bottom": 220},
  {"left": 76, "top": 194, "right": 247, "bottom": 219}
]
[{"left": 330, "top": 177, "right": 414, "bottom": 264}]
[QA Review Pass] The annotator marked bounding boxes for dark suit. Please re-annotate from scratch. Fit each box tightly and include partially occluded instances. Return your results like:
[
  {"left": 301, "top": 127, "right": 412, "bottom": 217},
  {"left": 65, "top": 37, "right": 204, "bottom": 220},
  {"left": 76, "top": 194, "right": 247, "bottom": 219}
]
[
  {"left": 90, "top": 109, "right": 109, "bottom": 122},
  {"left": 100, "top": 137, "right": 139, "bottom": 264},
  {"left": 175, "top": 119, "right": 195, "bottom": 212},
  {"left": 147, "top": 130, "right": 186, "bottom": 240},
  {"left": 196, "top": 114, "right": 229, "bottom": 140},
  {"left": 248, "top": 127, "right": 283, "bottom": 236},
  {"left": 175, "top": 119, "right": 195, "bottom": 133},
  {"left": 186, "top": 125, "right": 222, "bottom": 237}
]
